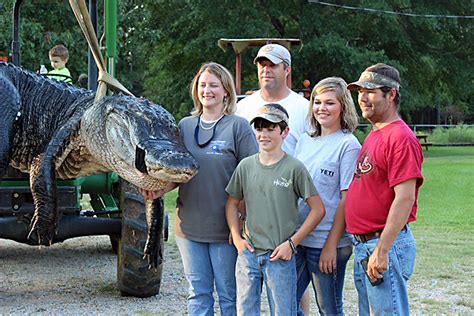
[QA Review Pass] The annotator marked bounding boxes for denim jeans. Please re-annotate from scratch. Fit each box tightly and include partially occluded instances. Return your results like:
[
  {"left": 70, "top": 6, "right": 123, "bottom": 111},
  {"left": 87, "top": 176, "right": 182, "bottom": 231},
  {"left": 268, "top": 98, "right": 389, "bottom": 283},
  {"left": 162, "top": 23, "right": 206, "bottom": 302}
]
[
  {"left": 353, "top": 226, "right": 416, "bottom": 316},
  {"left": 176, "top": 236, "right": 237, "bottom": 316},
  {"left": 236, "top": 250, "right": 297, "bottom": 316},
  {"left": 296, "top": 245, "right": 352, "bottom": 315}
]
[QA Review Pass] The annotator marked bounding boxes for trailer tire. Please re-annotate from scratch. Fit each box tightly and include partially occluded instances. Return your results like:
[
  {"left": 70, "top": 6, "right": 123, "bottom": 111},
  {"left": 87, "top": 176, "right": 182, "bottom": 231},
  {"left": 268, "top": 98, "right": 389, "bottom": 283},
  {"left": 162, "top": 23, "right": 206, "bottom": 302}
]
[
  {"left": 109, "top": 235, "right": 119, "bottom": 254},
  {"left": 116, "top": 180, "right": 163, "bottom": 297}
]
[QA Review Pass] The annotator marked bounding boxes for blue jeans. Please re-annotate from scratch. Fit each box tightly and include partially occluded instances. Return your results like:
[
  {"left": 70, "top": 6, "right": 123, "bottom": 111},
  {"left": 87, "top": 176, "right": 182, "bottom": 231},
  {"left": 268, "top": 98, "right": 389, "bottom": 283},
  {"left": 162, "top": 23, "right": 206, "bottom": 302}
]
[
  {"left": 236, "top": 250, "right": 297, "bottom": 316},
  {"left": 296, "top": 245, "right": 352, "bottom": 315},
  {"left": 176, "top": 236, "right": 237, "bottom": 316},
  {"left": 353, "top": 226, "right": 416, "bottom": 316}
]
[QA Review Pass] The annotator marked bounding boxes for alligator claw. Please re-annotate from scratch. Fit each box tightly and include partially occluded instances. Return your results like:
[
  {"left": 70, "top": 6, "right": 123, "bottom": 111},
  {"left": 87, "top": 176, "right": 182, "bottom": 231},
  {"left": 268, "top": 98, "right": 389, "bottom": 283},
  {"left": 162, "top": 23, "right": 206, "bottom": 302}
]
[
  {"left": 27, "top": 215, "right": 55, "bottom": 246},
  {"left": 143, "top": 237, "right": 163, "bottom": 269}
]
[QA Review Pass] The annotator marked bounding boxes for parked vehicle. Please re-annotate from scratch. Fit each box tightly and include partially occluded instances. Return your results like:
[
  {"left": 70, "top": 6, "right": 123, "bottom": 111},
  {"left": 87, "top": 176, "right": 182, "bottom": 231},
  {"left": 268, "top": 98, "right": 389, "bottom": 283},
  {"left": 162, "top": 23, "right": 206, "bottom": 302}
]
[{"left": 0, "top": 0, "right": 166, "bottom": 298}]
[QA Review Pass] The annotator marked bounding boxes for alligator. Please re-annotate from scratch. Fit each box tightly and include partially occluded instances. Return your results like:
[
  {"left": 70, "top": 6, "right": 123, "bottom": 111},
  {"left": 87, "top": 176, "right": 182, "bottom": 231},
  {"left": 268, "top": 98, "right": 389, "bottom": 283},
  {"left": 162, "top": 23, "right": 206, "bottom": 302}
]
[{"left": 0, "top": 62, "right": 198, "bottom": 268}]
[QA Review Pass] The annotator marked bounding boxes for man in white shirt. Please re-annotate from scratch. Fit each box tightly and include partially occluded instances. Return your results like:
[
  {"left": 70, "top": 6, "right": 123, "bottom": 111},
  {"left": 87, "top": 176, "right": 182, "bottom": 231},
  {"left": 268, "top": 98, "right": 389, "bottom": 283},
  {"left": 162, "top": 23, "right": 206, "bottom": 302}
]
[{"left": 236, "top": 44, "right": 309, "bottom": 156}]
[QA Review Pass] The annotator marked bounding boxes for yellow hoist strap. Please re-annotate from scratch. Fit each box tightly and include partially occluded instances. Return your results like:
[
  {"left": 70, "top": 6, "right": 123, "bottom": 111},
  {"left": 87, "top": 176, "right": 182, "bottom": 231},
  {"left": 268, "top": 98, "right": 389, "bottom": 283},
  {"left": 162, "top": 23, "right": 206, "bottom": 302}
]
[{"left": 69, "top": 0, "right": 134, "bottom": 102}]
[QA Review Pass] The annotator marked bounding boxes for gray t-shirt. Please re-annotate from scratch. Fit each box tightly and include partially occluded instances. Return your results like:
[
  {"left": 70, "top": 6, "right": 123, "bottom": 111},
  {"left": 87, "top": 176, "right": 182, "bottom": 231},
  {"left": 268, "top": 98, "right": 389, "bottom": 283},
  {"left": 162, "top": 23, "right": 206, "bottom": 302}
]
[
  {"left": 226, "top": 154, "right": 318, "bottom": 255},
  {"left": 294, "top": 130, "right": 361, "bottom": 248},
  {"left": 175, "top": 115, "right": 258, "bottom": 243}
]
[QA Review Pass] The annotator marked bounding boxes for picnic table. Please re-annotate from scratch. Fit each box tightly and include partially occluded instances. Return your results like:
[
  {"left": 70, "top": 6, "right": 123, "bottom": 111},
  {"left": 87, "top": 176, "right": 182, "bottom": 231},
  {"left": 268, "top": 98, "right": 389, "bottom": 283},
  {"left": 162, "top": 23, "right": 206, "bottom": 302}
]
[{"left": 416, "top": 134, "right": 433, "bottom": 150}]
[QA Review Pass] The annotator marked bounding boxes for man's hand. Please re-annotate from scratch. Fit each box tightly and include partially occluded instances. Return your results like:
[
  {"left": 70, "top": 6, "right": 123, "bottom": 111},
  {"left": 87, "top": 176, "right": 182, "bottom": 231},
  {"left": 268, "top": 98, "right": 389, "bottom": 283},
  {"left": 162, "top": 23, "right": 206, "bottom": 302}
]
[
  {"left": 233, "top": 236, "right": 254, "bottom": 253},
  {"left": 270, "top": 240, "right": 293, "bottom": 262},
  {"left": 367, "top": 245, "right": 388, "bottom": 280},
  {"left": 228, "top": 217, "right": 246, "bottom": 245},
  {"left": 226, "top": 196, "right": 254, "bottom": 253}
]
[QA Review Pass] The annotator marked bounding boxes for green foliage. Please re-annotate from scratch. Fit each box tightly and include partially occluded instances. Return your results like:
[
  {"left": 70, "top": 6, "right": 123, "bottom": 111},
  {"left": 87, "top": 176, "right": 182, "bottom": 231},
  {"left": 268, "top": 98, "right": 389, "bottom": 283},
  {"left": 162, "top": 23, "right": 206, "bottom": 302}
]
[
  {"left": 0, "top": 1, "right": 14, "bottom": 58},
  {"left": 1, "top": 2, "right": 87, "bottom": 80},
  {"left": 0, "top": 1, "right": 472, "bottom": 123},
  {"left": 139, "top": 0, "right": 473, "bottom": 123},
  {"left": 355, "top": 125, "right": 474, "bottom": 145},
  {"left": 353, "top": 126, "right": 371, "bottom": 144},
  {"left": 164, "top": 189, "right": 178, "bottom": 214},
  {"left": 428, "top": 125, "right": 474, "bottom": 144}
]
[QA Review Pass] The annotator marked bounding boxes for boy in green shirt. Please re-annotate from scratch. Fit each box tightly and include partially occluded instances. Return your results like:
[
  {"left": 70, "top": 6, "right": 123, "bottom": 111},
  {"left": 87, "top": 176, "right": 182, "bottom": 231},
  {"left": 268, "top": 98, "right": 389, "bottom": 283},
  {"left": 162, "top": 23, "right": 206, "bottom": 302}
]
[
  {"left": 226, "top": 103, "right": 326, "bottom": 315},
  {"left": 47, "top": 44, "right": 73, "bottom": 84}
]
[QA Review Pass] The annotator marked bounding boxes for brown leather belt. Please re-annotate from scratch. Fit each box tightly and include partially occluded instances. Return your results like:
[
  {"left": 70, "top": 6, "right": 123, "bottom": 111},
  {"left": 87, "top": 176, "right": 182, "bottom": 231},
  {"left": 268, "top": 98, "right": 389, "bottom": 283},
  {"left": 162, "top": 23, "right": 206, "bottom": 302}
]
[
  {"left": 353, "top": 231, "right": 382, "bottom": 243},
  {"left": 354, "top": 225, "right": 408, "bottom": 243}
]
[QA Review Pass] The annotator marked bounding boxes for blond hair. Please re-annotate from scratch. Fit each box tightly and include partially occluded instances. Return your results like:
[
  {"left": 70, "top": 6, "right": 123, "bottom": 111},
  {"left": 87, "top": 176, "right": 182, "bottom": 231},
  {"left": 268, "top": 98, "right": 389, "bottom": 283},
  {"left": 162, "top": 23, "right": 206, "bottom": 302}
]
[
  {"left": 190, "top": 62, "right": 237, "bottom": 116},
  {"left": 308, "top": 77, "right": 359, "bottom": 137}
]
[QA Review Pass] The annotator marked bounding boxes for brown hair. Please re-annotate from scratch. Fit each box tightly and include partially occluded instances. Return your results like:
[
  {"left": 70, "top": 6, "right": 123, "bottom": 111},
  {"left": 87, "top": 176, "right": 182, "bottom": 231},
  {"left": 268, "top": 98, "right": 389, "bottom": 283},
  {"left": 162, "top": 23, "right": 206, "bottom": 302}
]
[
  {"left": 252, "top": 118, "right": 288, "bottom": 133},
  {"left": 49, "top": 44, "right": 69, "bottom": 61},
  {"left": 308, "top": 77, "right": 359, "bottom": 137},
  {"left": 190, "top": 62, "right": 237, "bottom": 117}
]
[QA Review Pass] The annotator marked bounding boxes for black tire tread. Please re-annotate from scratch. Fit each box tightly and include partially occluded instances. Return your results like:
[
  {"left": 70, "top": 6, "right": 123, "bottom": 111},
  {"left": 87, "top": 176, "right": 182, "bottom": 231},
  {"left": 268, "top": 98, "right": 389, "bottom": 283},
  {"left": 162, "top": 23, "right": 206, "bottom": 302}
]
[{"left": 116, "top": 180, "right": 163, "bottom": 297}]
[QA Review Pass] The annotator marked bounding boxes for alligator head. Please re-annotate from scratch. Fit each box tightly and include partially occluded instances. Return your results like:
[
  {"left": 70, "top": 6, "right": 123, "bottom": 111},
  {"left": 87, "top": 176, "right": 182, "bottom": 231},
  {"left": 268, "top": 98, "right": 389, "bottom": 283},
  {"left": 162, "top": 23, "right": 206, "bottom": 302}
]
[{"left": 81, "top": 96, "right": 198, "bottom": 190}]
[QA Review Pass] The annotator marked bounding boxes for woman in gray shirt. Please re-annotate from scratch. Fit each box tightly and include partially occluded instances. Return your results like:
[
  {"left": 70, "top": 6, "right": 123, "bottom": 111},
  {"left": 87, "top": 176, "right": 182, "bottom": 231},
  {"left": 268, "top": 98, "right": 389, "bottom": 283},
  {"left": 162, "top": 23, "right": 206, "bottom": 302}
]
[{"left": 145, "top": 62, "right": 257, "bottom": 315}]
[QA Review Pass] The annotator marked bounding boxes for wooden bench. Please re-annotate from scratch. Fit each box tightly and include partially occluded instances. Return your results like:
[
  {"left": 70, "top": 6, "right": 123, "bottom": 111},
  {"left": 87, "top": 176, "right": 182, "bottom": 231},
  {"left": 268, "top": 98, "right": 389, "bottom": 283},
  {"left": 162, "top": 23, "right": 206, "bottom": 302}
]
[{"left": 416, "top": 134, "right": 433, "bottom": 150}]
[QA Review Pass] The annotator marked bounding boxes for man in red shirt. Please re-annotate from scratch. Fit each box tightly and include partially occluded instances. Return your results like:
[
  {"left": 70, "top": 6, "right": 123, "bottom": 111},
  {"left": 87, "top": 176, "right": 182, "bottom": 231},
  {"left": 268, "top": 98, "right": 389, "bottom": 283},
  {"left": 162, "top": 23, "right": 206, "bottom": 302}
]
[{"left": 345, "top": 63, "right": 424, "bottom": 315}]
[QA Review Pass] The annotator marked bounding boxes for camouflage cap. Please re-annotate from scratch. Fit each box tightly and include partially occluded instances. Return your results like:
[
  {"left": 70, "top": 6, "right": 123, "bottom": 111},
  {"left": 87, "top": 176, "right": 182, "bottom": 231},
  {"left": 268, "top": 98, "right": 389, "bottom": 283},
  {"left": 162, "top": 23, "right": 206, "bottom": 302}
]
[
  {"left": 250, "top": 103, "right": 289, "bottom": 126},
  {"left": 347, "top": 70, "right": 401, "bottom": 91}
]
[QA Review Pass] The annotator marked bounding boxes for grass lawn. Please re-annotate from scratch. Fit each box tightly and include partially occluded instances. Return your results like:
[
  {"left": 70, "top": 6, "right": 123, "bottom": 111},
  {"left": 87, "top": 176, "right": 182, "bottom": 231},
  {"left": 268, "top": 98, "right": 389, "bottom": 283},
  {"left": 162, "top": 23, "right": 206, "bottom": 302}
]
[{"left": 408, "top": 146, "right": 474, "bottom": 312}]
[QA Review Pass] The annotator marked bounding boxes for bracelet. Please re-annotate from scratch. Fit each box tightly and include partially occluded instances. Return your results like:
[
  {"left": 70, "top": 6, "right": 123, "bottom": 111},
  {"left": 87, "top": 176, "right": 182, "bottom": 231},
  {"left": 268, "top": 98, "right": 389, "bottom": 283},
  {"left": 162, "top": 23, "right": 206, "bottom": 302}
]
[{"left": 287, "top": 237, "right": 297, "bottom": 254}]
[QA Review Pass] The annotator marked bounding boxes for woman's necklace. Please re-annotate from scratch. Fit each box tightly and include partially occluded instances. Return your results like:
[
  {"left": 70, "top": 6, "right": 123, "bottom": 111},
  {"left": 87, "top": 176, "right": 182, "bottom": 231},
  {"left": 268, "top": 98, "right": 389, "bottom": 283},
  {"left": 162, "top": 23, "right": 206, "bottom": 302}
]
[
  {"left": 194, "top": 114, "right": 225, "bottom": 148},
  {"left": 199, "top": 114, "right": 224, "bottom": 130}
]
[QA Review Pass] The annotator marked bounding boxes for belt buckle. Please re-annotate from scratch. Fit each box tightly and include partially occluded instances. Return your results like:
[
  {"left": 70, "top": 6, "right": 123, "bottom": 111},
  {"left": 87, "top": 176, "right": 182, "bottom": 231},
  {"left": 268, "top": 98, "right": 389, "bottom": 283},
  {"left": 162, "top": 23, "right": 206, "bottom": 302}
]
[{"left": 354, "top": 234, "right": 366, "bottom": 243}]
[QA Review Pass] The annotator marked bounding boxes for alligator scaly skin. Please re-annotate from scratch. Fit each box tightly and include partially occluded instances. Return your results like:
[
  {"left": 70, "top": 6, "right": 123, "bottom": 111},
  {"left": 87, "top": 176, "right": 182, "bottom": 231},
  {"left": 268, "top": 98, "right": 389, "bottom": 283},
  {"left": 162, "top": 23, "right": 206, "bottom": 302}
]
[{"left": 0, "top": 62, "right": 198, "bottom": 264}]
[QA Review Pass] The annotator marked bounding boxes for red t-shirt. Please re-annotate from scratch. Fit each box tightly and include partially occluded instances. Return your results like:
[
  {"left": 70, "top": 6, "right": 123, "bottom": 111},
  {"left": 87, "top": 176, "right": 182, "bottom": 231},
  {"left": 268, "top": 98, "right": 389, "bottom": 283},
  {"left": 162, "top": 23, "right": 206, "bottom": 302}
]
[{"left": 345, "top": 120, "right": 424, "bottom": 235}]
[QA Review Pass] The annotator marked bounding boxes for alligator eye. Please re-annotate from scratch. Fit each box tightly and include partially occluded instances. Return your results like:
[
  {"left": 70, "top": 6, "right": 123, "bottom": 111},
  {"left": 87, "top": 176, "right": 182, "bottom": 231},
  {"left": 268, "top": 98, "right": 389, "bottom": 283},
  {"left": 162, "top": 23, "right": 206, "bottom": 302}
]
[{"left": 135, "top": 145, "right": 148, "bottom": 174}]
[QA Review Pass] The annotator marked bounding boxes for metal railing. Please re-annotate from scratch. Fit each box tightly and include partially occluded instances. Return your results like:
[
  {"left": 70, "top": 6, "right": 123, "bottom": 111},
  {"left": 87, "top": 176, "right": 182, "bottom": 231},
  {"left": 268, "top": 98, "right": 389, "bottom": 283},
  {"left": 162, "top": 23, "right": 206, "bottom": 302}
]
[{"left": 357, "top": 124, "right": 474, "bottom": 133}]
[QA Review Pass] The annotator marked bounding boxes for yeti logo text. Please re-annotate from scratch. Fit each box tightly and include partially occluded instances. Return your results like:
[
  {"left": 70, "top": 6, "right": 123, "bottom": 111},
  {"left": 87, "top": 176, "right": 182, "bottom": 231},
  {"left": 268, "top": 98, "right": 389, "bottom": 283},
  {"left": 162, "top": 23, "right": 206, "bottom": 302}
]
[
  {"left": 274, "top": 177, "right": 292, "bottom": 188},
  {"left": 320, "top": 169, "right": 334, "bottom": 177}
]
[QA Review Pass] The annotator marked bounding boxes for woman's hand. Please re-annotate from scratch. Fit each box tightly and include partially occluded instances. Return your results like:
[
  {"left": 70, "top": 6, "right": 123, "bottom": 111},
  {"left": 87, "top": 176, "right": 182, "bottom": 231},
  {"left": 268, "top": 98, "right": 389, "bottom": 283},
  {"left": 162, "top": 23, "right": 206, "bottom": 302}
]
[
  {"left": 139, "top": 183, "right": 178, "bottom": 200},
  {"left": 319, "top": 245, "right": 337, "bottom": 274},
  {"left": 139, "top": 188, "right": 165, "bottom": 200}
]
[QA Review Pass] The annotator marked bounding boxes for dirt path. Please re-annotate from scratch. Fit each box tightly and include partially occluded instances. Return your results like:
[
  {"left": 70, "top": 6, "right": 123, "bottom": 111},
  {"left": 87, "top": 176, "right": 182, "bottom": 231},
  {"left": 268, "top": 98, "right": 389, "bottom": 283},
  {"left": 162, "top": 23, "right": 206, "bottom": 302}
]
[
  {"left": 0, "top": 236, "right": 188, "bottom": 314},
  {"left": 0, "top": 236, "right": 471, "bottom": 314}
]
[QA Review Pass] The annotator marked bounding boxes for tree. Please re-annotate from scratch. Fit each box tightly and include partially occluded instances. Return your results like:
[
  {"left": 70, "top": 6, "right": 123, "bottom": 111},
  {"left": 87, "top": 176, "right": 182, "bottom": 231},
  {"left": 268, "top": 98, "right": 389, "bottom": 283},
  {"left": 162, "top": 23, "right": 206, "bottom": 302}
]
[
  {"left": 1, "top": 0, "right": 472, "bottom": 123},
  {"left": 1, "top": 1, "right": 87, "bottom": 80},
  {"left": 138, "top": 0, "right": 473, "bottom": 123}
]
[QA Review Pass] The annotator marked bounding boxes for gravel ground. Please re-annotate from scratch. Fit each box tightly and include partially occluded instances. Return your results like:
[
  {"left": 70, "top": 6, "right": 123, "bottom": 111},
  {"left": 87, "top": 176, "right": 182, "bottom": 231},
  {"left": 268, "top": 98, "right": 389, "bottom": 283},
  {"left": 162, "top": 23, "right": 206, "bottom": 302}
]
[
  {"left": 0, "top": 234, "right": 471, "bottom": 315},
  {"left": 0, "top": 235, "right": 189, "bottom": 315}
]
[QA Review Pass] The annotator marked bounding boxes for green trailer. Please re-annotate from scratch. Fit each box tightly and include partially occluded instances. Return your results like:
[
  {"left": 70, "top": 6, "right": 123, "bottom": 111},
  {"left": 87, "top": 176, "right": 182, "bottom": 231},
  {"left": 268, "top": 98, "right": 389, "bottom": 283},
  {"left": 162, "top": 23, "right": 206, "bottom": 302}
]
[{"left": 0, "top": 0, "right": 166, "bottom": 298}]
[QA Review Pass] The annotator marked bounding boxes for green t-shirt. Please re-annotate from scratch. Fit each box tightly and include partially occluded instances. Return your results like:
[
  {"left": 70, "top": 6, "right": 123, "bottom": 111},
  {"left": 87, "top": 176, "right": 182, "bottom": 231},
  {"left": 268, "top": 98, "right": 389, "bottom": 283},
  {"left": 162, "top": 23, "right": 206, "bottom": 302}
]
[
  {"left": 226, "top": 153, "right": 318, "bottom": 255},
  {"left": 48, "top": 67, "right": 73, "bottom": 84}
]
